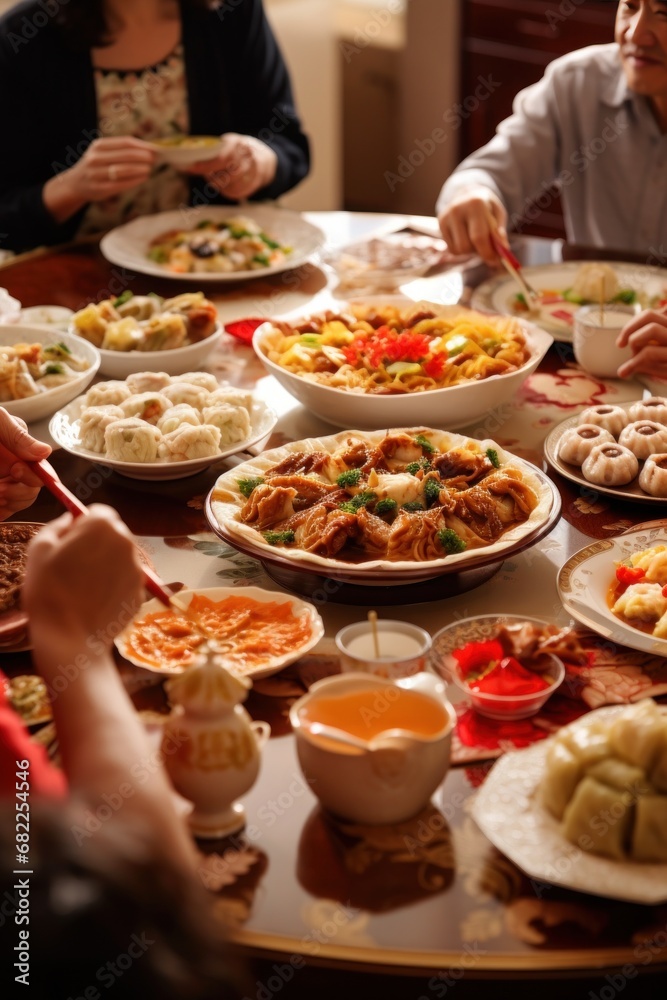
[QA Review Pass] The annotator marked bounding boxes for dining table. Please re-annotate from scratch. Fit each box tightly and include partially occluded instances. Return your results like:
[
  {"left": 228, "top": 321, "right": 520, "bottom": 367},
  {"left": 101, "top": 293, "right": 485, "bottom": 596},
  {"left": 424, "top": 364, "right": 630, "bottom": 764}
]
[{"left": 1, "top": 211, "right": 667, "bottom": 1000}]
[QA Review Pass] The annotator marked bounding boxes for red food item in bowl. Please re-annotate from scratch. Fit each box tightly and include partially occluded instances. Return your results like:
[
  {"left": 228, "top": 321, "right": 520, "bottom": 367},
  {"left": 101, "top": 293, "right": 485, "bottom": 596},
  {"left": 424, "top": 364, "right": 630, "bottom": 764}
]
[
  {"left": 224, "top": 318, "right": 268, "bottom": 344},
  {"left": 467, "top": 656, "right": 550, "bottom": 697}
]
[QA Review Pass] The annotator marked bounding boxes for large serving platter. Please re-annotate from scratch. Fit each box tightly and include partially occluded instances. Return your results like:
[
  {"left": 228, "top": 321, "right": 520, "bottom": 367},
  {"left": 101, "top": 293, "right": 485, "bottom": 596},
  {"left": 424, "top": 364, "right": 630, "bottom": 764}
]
[
  {"left": 557, "top": 523, "right": 667, "bottom": 655},
  {"left": 205, "top": 427, "right": 560, "bottom": 591},
  {"left": 253, "top": 298, "right": 552, "bottom": 431},
  {"left": 472, "top": 706, "right": 667, "bottom": 905},
  {"left": 50, "top": 397, "right": 276, "bottom": 481},
  {"left": 471, "top": 261, "right": 667, "bottom": 342},
  {"left": 100, "top": 205, "right": 325, "bottom": 283},
  {"left": 543, "top": 399, "right": 663, "bottom": 505}
]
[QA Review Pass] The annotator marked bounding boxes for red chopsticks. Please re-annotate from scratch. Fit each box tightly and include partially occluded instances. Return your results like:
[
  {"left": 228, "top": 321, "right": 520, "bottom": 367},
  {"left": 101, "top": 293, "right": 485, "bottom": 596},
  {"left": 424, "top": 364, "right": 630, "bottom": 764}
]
[{"left": 27, "top": 460, "right": 177, "bottom": 611}]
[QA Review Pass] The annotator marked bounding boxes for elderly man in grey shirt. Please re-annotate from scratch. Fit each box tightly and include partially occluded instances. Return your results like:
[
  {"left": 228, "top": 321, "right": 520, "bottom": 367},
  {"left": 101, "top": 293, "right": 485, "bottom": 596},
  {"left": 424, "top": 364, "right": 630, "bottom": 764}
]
[{"left": 437, "top": 0, "right": 667, "bottom": 265}]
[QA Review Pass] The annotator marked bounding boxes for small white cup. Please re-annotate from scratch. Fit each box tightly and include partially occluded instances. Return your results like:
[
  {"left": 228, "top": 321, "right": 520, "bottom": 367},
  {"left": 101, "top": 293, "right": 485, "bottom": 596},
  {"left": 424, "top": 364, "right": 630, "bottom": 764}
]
[
  {"left": 573, "top": 303, "right": 636, "bottom": 379},
  {"left": 335, "top": 620, "right": 432, "bottom": 680}
]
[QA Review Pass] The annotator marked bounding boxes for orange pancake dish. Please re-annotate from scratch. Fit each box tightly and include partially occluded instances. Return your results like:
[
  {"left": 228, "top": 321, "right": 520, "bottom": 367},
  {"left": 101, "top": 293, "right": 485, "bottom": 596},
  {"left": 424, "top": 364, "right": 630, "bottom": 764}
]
[{"left": 122, "top": 593, "right": 314, "bottom": 672}]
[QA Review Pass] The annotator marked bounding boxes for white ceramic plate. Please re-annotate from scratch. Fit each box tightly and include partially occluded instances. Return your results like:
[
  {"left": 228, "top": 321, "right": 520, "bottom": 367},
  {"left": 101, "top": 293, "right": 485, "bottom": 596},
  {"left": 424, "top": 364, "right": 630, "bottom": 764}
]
[
  {"left": 100, "top": 205, "right": 325, "bottom": 283},
  {"left": 543, "top": 400, "right": 664, "bottom": 505},
  {"left": 115, "top": 585, "right": 324, "bottom": 678},
  {"left": 206, "top": 427, "right": 559, "bottom": 586},
  {"left": 49, "top": 396, "right": 276, "bottom": 481},
  {"left": 91, "top": 324, "right": 223, "bottom": 379},
  {"left": 471, "top": 261, "right": 667, "bottom": 342},
  {"left": 557, "top": 524, "right": 667, "bottom": 655},
  {"left": 0, "top": 326, "right": 100, "bottom": 423},
  {"left": 472, "top": 707, "right": 667, "bottom": 904},
  {"left": 18, "top": 305, "right": 74, "bottom": 330},
  {"left": 253, "top": 298, "right": 552, "bottom": 431}
]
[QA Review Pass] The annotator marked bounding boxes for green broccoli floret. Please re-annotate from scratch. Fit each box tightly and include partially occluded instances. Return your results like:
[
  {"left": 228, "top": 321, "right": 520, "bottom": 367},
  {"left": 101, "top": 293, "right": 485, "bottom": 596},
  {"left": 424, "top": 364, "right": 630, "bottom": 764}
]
[
  {"left": 237, "top": 477, "right": 265, "bottom": 498},
  {"left": 414, "top": 434, "right": 436, "bottom": 454},
  {"left": 485, "top": 448, "right": 500, "bottom": 468},
  {"left": 339, "top": 491, "right": 376, "bottom": 513},
  {"left": 437, "top": 528, "right": 467, "bottom": 554},
  {"left": 423, "top": 478, "right": 441, "bottom": 507},
  {"left": 405, "top": 458, "right": 431, "bottom": 475},
  {"left": 262, "top": 531, "right": 295, "bottom": 546},
  {"left": 336, "top": 468, "right": 362, "bottom": 488},
  {"left": 402, "top": 501, "right": 424, "bottom": 513},
  {"left": 375, "top": 498, "right": 398, "bottom": 516},
  {"left": 613, "top": 289, "right": 637, "bottom": 304}
]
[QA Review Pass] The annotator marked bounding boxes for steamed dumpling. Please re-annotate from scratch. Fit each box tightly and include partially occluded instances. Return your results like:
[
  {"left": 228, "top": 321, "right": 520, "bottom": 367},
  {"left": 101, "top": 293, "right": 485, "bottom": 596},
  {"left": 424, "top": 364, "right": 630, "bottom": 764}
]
[
  {"left": 178, "top": 371, "right": 219, "bottom": 392},
  {"left": 101, "top": 317, "right": 142, "bottom": 352},
  {"left": 158, "top": 424, "right": 221, "bottom": 462},
  {"left": 120, "top": 391, "right": 171, "bottom": 425},
  {"left": 201, "top": 404, "right": 250, "bottom": 446},
  {"left": 639, "top": 454, "right": 667, "bottom": 498},
  {"left": 571, "top": 263, "right": 619, "bottom": 302},
  {"left": 611, "top": 582, "right": 667, "bottom": 622},
  {"left": 618, "top": 420, "right": 667, "bottom": 460},
  {"left": 79, "top": 404, "right": 124, "bottom": 453},
  {"left": 161, "top": 381, "right": 210, "bottom": 410},
  {"left": 578, "top": 405, "right": 629, "bottom": 437},
  {"left": 628, "top": 396, "right": 667, "bottom": 425},
  {"left": 207, "top": 385, "right": 253, "bottom": 413},
  {"left": 125, "top": 371, "right": 171, "bottom": 394},
  {"left": 157, "top": 404, "right": 202, "bottom": 436},
  {"left": 581, "top": 443, "right": 638, "bottom": 486},
  {"left": 104, "top": 418, "right": 162, "bottom": 463},
  {"left": 85, "top": 380, "right": 131, "bottom": 408},
  {"left": 557, "top": 424, "right": 614, "bottom": 466}
]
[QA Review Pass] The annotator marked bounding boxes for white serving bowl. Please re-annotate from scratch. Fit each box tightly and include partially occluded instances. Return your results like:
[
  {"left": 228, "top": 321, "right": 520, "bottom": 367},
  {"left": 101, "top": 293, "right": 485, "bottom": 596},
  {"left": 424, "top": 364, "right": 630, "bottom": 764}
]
[
  {"left": 252, "top": 302, "right": 553, "bottom": 431},
  {"left": 115, "top": 585, "right": 324, "bottom": 679},
  {"left": 146, "top": 135, "right": 223, "bottom": 167},
  {"left": 86, "top": 323, "right": 223, "bottom": 379},
  {"left": 18, "top": 305, "right": 74, "bottom": 330},
  {"left": 0, "top": 325, "right": 100, "bottom": 423}
]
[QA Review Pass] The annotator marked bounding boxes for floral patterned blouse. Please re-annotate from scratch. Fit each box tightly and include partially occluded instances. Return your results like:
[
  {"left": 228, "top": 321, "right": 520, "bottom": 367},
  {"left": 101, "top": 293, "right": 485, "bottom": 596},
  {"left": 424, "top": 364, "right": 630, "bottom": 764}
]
[{"left": 78, "top": 43, "right": 191, "bottom": 237}]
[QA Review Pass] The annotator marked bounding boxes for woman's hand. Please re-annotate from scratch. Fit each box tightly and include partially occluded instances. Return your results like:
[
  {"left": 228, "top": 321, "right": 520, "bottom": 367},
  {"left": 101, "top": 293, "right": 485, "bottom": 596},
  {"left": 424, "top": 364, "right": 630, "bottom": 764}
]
[
  {"left": 438, "top": 186, "right": 508, "bottom": 266},
  {"left": 186, "top": 132, "right": 278, "bottom": 200},
  {"left": 0, "top": 408, "right": 51, "bottom": 518},
  {"left": 43, "top": 137, "right": 157, "bottom": 223},
  {"left": 617, "top": 307, "right": 667, "bottom": 379},
  {"left": 23, "top": 505, "right": 145, "bottom": 665}
]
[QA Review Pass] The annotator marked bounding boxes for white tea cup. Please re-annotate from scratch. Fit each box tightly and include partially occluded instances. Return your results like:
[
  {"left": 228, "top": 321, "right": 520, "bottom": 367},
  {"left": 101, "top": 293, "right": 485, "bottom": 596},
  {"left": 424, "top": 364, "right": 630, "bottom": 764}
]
[{"left": 573, "top": 303, "right": 636, "bottom": 379}]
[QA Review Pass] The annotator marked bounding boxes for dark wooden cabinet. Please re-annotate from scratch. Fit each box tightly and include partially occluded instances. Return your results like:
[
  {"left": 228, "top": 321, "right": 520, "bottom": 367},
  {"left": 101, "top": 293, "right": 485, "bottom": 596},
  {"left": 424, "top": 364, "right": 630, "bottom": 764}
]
[{"left": 460, "top": 0, "right": 618, "bottom": 237}]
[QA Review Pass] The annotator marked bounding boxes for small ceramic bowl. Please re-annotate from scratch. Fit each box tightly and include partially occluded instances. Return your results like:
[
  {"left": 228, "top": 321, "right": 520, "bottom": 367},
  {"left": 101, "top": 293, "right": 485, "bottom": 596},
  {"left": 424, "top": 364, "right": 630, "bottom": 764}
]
[
  {"left": 432, "top": 614, "right": 566, "bottom": 721},
  {"left": 147, "top": 135, "right": 223, "bottom": 167},
  {"left": 289, "top": 671, "right": 456, "bottom": 824},
  {"left": 335, "top": 620, "right": 432, "bottom": 679},
  {"left": 572, "top": 304, "right": 636, "bottom": 379},
  {"left": 89, "top": 324, "right": 223, "bottom": 379}
]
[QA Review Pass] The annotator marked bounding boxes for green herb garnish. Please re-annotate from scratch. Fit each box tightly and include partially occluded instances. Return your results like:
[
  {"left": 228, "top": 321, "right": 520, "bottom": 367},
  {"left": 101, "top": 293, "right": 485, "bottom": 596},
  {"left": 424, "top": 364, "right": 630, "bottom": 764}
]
[
  {"left": 336, "top": 469, "right": 362, "bottom": 488},
  {"left": 263, "top": 531, "right": 295, "bottom": 546},
  {"left": 44, "top": 363, "right": 64, "bottom": 375},
  {"left": 437, "top": 528, "right": 467, "bottom": 554},
  {"left": 237, "top": 476, "right": 265, "bottom": 498},
  {"left": 113, "top": 290, "right": 133, "bottom": 308},
  {"left": 148, "top": 247, "right": 169, "bottom": 263},
  {"left": 252, "top": 253, "right": 271, "bottom": 267},
  {"left": 423, "top": 478, "right": 441, "bottom": 507},
  {"left": 405, "top": 458, "right": 431, "bottom": 475},
  {"left": 414, "top": 434, "right": 435, "bottom": 454},
  {"left": 613, "top": 289, "right": 637, "bottom": 305},
  {"left": 375, "top": 498, "right": 398, "bottom": 516},
  {"left": 196, "top": 219, "right": 213, "bottom": 229},
  {"left": 485, "top": 448, "right": 500, "bottom": 468},
  {"left": 402, "top": 501, "right": 424, "bottom": 512},
  {"left": 339, "top": 491, "right": 376, "bottom": 513},
  {"left": 260, "top": 234, "right": 281, "bottom": 250}
]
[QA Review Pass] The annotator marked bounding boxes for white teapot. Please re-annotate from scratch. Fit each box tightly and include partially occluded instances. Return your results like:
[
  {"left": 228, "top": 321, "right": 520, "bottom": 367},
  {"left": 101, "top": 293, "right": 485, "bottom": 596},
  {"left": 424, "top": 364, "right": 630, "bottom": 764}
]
[{"left": 161, "top": 645, "right": 270, "bottom": 838}]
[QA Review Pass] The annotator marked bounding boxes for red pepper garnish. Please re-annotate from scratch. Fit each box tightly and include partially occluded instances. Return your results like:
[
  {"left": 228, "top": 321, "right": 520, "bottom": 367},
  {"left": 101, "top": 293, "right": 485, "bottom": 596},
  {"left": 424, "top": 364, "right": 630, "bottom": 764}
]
[
  {"left": 453, "top": 639, "right": 504, "bottom": 676},
  {"left": 224, "top": 317, "right": 267, "bottom": 344},
  {"left": 616, "top": 565, "right": 646, "bottom": 586},
  {"left": 468, "top": 656, "right": 550, "bottom": 696},
  {"left": 423, "top": 353, "right": 446, "bottom": 379},
  {"left": 662, "top": 584, "right": 667, "bottom": 598}
]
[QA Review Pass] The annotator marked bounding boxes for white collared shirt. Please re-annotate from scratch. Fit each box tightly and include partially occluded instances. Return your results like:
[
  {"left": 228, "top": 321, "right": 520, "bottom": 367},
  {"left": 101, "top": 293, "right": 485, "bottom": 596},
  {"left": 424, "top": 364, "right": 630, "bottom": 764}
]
[{"left": 437, "top": 44, "right": 667, "bottom": 257}]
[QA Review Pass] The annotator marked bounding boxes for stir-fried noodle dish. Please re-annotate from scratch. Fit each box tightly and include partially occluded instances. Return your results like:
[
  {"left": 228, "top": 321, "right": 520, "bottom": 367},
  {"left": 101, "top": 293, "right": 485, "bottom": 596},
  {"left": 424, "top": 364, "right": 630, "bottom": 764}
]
[{"left": 257, "top": 302, "right": 531, "bottom": 395}]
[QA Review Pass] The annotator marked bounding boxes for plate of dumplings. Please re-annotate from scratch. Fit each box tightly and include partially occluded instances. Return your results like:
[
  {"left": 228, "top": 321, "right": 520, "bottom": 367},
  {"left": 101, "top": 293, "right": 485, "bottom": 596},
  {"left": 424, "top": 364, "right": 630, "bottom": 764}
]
[
  {"left": 544, "top": 397, "right": 667, "bottom": 503},
  {"left": 472, "top": 702, "right": 667, "bottom": 904},
  {"left": 50, "top": 371, "right": 276, "bottom": 480}
]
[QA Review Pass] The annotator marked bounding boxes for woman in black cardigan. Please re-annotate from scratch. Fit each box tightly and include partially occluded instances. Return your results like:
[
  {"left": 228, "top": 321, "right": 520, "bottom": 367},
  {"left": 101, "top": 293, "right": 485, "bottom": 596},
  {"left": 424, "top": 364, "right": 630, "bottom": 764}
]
[{"left": 0, "top": 0, "right": 310, "bottom": 252}]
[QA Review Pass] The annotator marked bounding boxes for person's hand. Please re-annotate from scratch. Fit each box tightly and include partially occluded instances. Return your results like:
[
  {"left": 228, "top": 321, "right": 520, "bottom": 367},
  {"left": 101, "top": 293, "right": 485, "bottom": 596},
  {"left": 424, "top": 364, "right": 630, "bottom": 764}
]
[
  {"left": 0, "top": 408, "right": 51, "bottom": 518},
  {"left": 616, "top": 307, "right": 667, "bottom": 379},
  {"left": 23, "top": 505, "right": 145, "bottom": 666},
  {"left": 438, "top": 186, "right": 508, "bottom": 266},
  {"left": 186, "top": 133, "right": 278, "bottom": 200},
  {"left": 43, "top": 137, "right": 157, "bottom": 223}
]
